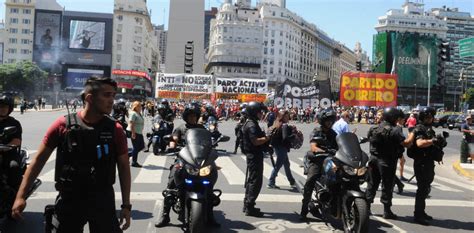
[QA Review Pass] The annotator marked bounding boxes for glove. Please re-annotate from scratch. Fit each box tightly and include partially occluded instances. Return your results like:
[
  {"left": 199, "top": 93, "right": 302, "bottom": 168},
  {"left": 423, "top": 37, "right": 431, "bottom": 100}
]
[{"left": 435, "top": 134, "right": 447, "bottom": 148}]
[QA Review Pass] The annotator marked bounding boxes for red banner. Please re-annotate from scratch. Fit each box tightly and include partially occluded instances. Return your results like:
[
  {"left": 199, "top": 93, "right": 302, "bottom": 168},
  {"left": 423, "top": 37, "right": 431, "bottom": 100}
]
[
  {"left": 117, "top": 82, "right": 133, "bottom": 89},
  {"left": 112, "top": 69, "right": 151, "bottom": 81},
  {"left": 157, "top": 91, "right": 180, "bottom": 99},
  {"left": 339, "top": 72, "right": 398, "bottom": 107}
]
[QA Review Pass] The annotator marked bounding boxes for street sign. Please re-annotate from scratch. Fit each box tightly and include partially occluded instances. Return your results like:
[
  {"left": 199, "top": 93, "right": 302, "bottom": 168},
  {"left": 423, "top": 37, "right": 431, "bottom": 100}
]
[{"left": 459, "top": 37, "right": 474, "bottom": 58}]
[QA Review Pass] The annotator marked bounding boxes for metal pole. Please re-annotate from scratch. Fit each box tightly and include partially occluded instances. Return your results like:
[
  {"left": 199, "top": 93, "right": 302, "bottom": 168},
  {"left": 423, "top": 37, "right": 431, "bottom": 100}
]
[
  {"left": 414, "top": 84, "right": 417, "bottom": 108},
  {"left": 427, "top": 52, "right": 431, "bottom": 106}
]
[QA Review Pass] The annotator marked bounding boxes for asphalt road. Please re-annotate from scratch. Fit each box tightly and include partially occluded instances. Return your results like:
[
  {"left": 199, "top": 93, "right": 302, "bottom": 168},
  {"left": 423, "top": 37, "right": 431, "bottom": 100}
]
[{"left": 1, "top": 109, "right": 473, "bottom": 233}]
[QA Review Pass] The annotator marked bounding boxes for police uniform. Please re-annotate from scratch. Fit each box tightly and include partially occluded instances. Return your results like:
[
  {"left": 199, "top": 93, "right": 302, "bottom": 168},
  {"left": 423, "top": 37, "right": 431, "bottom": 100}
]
[
  {"left": 50, "top": 113, "right": 124, "bottom": 232},
  {"left": 242, "top": 117, "right": 266, "bottom": 214},
  {"left": 0, "top": 116, "right": 23, "bottom": 189},
  {"left": 407, "top": 124, "right": 436, "bottom": 222},
  {"left": 365, "top": 121, "right": 405, "bottom": 217},
  {"left": 300, "top": 126, "right": 338, "bottom": 217}
]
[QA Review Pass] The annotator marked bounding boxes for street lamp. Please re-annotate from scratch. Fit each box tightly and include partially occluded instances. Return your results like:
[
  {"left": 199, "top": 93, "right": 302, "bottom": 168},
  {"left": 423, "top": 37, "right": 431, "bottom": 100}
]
[
  {"left": 454, "top": 86, "right": 462, "bottom": 112},
  {"left": 414, "top": 83, "right": 417, "bottom": 108}
]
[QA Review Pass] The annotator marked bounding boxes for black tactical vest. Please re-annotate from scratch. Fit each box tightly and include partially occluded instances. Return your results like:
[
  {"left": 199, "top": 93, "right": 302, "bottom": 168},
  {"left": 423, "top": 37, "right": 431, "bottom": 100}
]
[{"left": 54, "top": 113, "right": 117, "bottom": 192}]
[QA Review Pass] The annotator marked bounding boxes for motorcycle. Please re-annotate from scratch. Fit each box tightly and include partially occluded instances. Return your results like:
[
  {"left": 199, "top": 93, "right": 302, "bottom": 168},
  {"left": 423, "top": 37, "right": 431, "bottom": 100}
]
[
  {"left": 162, "top": 128, "right": 229, "bottom": 233},
  {"left": 147, "top": 117, "right": 173, "bottom": 155},
  {"left": 206, "top": 117, "right": 224, "bottom": 148},
  {"left": 308, "top": 132, "right": 369, "bottom": 233},
  {"left": 0, "top": 126, "right": 42, "bottom": 219}
]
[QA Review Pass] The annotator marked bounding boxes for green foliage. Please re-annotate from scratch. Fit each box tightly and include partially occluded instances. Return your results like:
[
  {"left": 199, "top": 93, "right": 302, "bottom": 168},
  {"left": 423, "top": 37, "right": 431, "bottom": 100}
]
[{"left": 0, "top": 61, "right": 48, "bottom": 93}]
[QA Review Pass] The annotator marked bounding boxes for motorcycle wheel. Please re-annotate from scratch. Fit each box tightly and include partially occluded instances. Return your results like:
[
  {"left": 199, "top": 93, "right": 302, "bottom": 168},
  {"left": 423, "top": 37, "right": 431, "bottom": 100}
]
[
  {"left": 188, "top": 199, "right": 205, "bottom": 233},
  {"left": 342, "top": 198, "right": 369, "bottom": 233}
]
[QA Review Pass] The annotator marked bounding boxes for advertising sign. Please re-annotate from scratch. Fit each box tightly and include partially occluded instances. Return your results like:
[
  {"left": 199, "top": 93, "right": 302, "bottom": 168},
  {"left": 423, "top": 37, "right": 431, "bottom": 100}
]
[
  {"left": 459, "top": 37, "right": 474, "bottom": 58},
  {"left": 113, "top": 69, "right": 151, "bottom": 81},
  {"left": 391, "top": 32, "right": 437, "bottom": 88},
  {"left": 372, "top": 32, "right": 389, "bottom": 73},
  {"left": 35, "top": 11, "right": 61, "bottom": 48},
  {"left": 69, "top": 20, "right": 106, "bottom": 50},
  {"left": 339, "top": 72, "right": 398, "bottom": 107},
  {"left": 156, "top": 73, "right": 213, "bottom": 93},
  {"left": 216, "top": 78, "right": 267, "bottom": 94},
  {"left": 66, "top": 68, "right": 104, "bottom": 89},
  {"left": 274, "top": 79, "right": 333, "bottom": 109}
]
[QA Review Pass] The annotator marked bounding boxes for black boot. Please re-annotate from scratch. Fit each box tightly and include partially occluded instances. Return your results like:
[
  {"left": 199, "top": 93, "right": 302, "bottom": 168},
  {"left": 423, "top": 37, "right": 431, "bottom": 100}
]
[
  {"left": 300, "top": 201, "right": 309, "bottom": 221},
  {"left": 245, "top": 204, "right": 263, "bottom": 217},
  {"left": 424, "top": 213, "right": 433, "bottom": 221},
  {"left": 155, "top": 201, "right": 172, "bottom": 228},
  {"left": 383, "top": 205, "right": 398, "bottom": 220},
  {"left": 414, "top": 213, "right": 430, "bottom": 226},
  {"left": 207, "top": 206, "right": 221, "bottom": 228}
]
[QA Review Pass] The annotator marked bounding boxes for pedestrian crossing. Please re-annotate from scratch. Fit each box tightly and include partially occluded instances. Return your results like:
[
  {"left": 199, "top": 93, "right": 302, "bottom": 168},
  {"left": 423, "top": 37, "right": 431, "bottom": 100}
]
[{"left": 33, "top": 151, "right": 469, "bottom": 195}]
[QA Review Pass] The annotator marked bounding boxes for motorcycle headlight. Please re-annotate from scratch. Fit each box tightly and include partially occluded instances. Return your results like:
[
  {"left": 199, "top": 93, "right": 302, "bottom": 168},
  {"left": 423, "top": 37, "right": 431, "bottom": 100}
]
[
  {"left": 356, "top": 167, "right": 367, "bottom": 176},
  {"left": 185, "top": 165, "right": 199, "bottom": 176},
  {"left": 154, "top": 123, "right": 160, "bottom": 129},
  {"left": 199, "top": 165, "right": 212, "bottom": 177}
]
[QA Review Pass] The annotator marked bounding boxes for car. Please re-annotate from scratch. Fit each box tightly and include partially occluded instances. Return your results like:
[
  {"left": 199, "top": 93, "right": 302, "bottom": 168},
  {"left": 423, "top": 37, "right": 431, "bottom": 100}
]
[
  {"left": 455, "top": 114, "right": 467, "bottom": 131},
  {"left": 447, "top": 114, "right": 460, "bottom": 130},
  {"left": 433, "top": 114, "right": 450, "bottom": 128}
]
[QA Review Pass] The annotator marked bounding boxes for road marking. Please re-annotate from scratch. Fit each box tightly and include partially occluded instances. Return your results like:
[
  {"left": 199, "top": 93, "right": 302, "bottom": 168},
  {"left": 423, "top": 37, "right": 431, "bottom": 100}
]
[
  {"left": 288, "top": 158, "right": 306, "bottom": 178},
  {"left": 405, "top": 166, "right": 464, "bottom": 193},
  {"left": 146, "top": 199, "right": 162, "bottom": 233},
  {"left": 371, "top": 215, "right": 407, "bottom": 233},
  {"left": 133, "top": 154, "right": 168, "bottom": 183},
  {"left": 38, "top": 151, "right": 57, "bottom": 182},
  {"left": 28, "top": 192, "right": 474, "bottom": 207},
  {"left": 217, "top": 156, "right": 246, "bottom": 185}
]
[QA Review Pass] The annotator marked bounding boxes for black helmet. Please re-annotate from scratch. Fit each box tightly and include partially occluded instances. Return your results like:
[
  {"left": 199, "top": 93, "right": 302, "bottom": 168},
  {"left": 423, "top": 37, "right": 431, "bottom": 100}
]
[
  {"left": 161, "top": 98, "right": 169, "bottom": 106},
  {"left": 0, "top": 95, "right": 14, "bottom": 115},
  {"left": 245, "top": 102, "right": 267, "bottom": 118},
  {"left": 182, "top": 103, "right": 201, "bottom": 123},
  {"left": 156, "top": 104, "right": 166, "bottom": 111},
  {"left": 317, "top": 108, "right": 336, "bottom": 125},
  {"left": 382, "top": 107, "right": 400, "bottom": 125},
  {"left": 418, "top": 107, "right": 436, "bottom": 122}
]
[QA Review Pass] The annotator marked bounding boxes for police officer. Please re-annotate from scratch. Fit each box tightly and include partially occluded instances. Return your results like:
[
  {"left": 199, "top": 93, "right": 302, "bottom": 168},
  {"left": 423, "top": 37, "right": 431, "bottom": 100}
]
[
  {"left": 233, "top": 107, "right": 247, "bottom": 154},
  {"left": 144, "top": 104, "right": 166, "bottom": 152},
  {"left": 408, "top": 107, "right": 444, "bottom": 225},
  {"left": 300, "top": 108, "right": 338, "bottom": 220},
  {"left": 112, "top": 98, "right": 128, "bottom": 130},
  {"left": 12, "top": 77, "right": 132, "bottom": 232},
  {"left": 155, "top": 103, "right": 220, "bottom": 227},
  {"left": 242, "top": 101, "right": 270, "bottom": 217},
  {"left": 365, "top": 108, "right": 412, "bottom": 219},
  {"left": 0, "top": 95, "right": 23, "bottom": 190}
]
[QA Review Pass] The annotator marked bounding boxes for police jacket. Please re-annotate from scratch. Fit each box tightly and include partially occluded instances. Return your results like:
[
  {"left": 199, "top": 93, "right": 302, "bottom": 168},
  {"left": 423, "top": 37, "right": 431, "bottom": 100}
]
[
  {"left": 241, "top": 118, "right": 266, "bottom": 155},
  {"left": 407, "top": 124, "right": 438, "bottom": 160},
  {"left": 307, "top": 127, "right": 338, "bottom": 161},
  {"left": 172, "top": 123, "right": 205, "bottom": 145},
  {"left": 368, "top": 121, "right": 405, "bottom": 160},
  {"left": 55, "top": 113, "right": 117, "bottom": 192}
]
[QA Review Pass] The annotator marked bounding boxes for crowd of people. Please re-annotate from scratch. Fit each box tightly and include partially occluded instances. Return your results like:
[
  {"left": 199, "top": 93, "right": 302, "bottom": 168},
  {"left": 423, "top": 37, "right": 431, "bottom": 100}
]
[{"left": 0, "top": 75, "right": 453, "bottom": 232}]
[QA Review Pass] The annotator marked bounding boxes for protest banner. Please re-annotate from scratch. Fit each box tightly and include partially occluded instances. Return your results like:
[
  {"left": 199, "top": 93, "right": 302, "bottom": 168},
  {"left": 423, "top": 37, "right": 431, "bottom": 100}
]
[
  {"left": 339, "top": 72, "right": 398, "bottom": 107},
  {"left": 156, "top": 73, "right": 214, "bottom": 93},
  {"left": 274, "top": 79, "right": 333, "bottom": 109},
  {"left": 216, "top": 78, "right": 267, "bottom": 94}
]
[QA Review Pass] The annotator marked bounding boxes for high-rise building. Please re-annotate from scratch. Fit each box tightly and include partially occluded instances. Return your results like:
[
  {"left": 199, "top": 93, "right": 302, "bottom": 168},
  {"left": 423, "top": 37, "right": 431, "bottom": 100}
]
[
  {"left": 431, "top": 6, "right": 474, "bottom": 110},
  {"left": 374, "top": 1, "right": 448, "bottom": 106},
  {"left": 3, "top": 0, "right": 36, "bottom": 64},
  {"left": 204, "top": 7, "right": 218, "bottom": 54},
  {"left": 0, "top": 21, "right": 5, "bottom": 64},
  {"left": 113, "top": 0, "right": 159, "bottom": 98},
  {"left": 166, "top": 0, "right": 205, "bottom": 74},
  {"left": 260, "top": 0, "right": 286, "bottom": 8},
  {"left": 354, "top": 42, "right": 371, "bottom": 72},
  {"left": 153, "top": 24, "right": 167, "bottom": 72},
  {"left": 206, "top": 1, "right": 262, "bottom": 80}
]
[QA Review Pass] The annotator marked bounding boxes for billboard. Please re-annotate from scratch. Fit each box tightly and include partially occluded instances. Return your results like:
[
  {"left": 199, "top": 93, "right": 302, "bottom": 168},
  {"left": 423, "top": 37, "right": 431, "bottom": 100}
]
[
  {"left": 215, "top": 78, "right": 267, "bottom": 94},
  {"left": 35, "top": 11, "right": 61, "bottom": 48},
  {"left": 156, "top": 73, "right": 213, "bottom": 93},
  {"left": 372, "top": 32, "right": 389, "bottom": 73},
  {"left": 69, "top": 20, "right": 106, "bottom": 50},
  {"left": 274, "top": 79, "right": 333, "bottom": 109},
  {"left": 66, "top": 68, "right": 104, "bottom": 89},
  {"left": 391, "top": 32, "right": 437, "bottom": 88},
  {"left": 339, "top": 72, "right": 398, "bottom": 107}
]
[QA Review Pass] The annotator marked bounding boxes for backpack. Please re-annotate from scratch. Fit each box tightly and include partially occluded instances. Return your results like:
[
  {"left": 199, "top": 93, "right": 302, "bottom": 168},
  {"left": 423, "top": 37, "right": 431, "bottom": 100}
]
[{"left": 289, "top": 125, "right": 304, "bottom": 149}]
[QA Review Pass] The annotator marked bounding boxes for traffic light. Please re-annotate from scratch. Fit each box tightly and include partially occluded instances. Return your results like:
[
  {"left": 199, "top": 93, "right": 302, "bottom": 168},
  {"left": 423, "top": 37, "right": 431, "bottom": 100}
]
[
  {"left": 356, "top": 61, "right": 362, "bottom": 71},
  {"left": 436, "top": 40, "right": 450, "bottom": 87},
  {"left": 184, "top": 41, "right": 194, "bottom": 74}
]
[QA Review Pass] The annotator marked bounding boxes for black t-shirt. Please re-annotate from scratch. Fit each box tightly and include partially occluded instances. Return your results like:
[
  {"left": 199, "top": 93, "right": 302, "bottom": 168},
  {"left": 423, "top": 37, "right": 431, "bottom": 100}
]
[
  {"left": 309, "top": 127, "right": 338, "bottom": 151},
  {"left": 242, "top": 119, "right": 266, "bottom": 154},
  {"left": 172, "top": 123, "right": 205, "bottom": 144},
  {"left": 407, "top": 124, "right": 435, "bottom": 158},
  {"left": 0, "top": 116, "right": 22, "bottom": 144}
]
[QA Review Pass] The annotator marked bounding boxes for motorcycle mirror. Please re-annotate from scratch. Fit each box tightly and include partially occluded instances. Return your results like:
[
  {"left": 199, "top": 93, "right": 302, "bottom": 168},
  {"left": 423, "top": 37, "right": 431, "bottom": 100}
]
[
  {"left": 146, "top": 132, "right": 152, "bottom": 138},
  {"left": 2, "top": 126, "right": 17, "bottom": 136},
  {"left": 218, "top": 135, "right": 230, "bottom": 142},
  {"left": 442, "top": 131, "right": 449, "bottom": 139},
  {"left": 359, "top": 137, "right": 369, "bottom": 144}
]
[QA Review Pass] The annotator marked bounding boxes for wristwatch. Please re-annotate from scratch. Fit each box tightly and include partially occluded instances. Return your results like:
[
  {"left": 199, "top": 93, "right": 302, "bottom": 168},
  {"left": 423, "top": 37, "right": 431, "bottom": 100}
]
[{"left": 121, "top": 204, "right": 132, "bottom": 211}]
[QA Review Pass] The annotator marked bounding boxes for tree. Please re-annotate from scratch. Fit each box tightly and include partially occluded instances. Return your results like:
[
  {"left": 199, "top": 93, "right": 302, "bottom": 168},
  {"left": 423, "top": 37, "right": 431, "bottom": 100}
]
[
  {"left": 464, "top": 87, "right": 474, "bottom": 110},
  {"left": 0, "top": 61, "right": 48, "bottom": 96}
]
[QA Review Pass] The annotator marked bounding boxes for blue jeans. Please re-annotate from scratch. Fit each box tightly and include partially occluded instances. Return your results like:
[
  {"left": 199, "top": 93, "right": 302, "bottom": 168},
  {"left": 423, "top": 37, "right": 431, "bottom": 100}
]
[
  {"left": 269, "top": 146, "right": 295, "bottom": 185},
  {"left": 131, "top": 133, "right": 145, "bottom": 163}
]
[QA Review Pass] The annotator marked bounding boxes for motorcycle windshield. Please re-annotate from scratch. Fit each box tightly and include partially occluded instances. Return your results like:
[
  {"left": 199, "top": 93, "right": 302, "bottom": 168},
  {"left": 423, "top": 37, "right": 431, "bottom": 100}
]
[
  {"left": 180, "top": 128, "right": 212, "bottom": 166},
  {"left": 335, "top": 132, "right": 365, "bottom": 168}
]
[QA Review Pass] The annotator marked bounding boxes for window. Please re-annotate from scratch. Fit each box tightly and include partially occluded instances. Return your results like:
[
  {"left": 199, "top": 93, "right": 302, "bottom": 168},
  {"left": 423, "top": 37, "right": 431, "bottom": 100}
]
[
  {"left": 8, "top": 48, "right": 17, "bottom": 54},
  {"left": 117, "top": 44, "right": 122, "bottom": 51},
  {"left": 134, "top": 56, "right": 141, "bottom": 64},
  {"left": 21, "top": 49, "right": 29, "bottom": 54},
  {"left": 21, "top": 29, "right": 30, "bottom": 34},
  {"left": 9, "top": 38, "right": 17, "bottom": 44},
  {"left": 135, "top": 47, "right": 142, "bottom": 53},
  {"left": 10, "top": 8, "right": 19, "bottom": 14},
  {"left": 21, "top": 39, "right": 29, "bottom": 44},
  {"left": 23, "top": 9, "right": 31, "bottom": 14},
  {"left": 116, "top": 34, "right": 122, "bottom": 42},
  {"left": 10, "top": 18, "right": 18, "bottom": 24},
  {"left": 116, "top": 54, "right": 122, "bottom": 63},
  {"left": 117, "top": 24, "right": 123, "bottom": 32},
  {"left": 135, "top": 26, "right": 142, "bottom": 34},
  {"left": 22, "top": 19, "right": 31, "bottom": 24},
  {"left": 117, "top": 15, "right": 123, "bottom": 21},
  {"left": 10, "top": 28, "right": 18, "bottom": 33}
]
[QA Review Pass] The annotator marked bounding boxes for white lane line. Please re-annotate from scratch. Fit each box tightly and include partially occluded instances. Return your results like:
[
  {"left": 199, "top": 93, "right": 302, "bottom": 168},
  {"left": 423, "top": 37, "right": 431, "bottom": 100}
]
[
  {"left": 288, "top": 158, "right": 306, "bottom": 178},
  {"left": 146, "top": 198, "right": 161, "bottom": 233},
  {"left": 38, "top": 151, "right": 57, "bottom": 182},
  {"left": 28, "top": 192, "right": 474, "bottom": 207},
  {"left": 217, "top": 156, "right": 246, "bottom": 185},
  {"left": 133, "top": 154, "right": 168, "bottom": 184},
  {"left": 372, "top": 215, "right": 407, "bottom": 233},
  {"left": 404, "top": 165, "right": 473, "bottom": 191}
]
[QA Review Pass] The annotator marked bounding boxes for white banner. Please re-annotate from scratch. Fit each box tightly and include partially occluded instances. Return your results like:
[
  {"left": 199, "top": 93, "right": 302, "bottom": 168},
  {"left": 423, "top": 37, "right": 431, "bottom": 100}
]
[
  {"left": 216, "top": 78, "right": 268, "bottom": 94},
  {"left": 156, "top": 73, "right": 213, "bottom": 93}
]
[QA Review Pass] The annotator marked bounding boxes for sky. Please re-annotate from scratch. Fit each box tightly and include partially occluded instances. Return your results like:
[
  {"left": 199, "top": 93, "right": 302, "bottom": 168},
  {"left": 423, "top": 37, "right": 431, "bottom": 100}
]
[{"left": 1, "top": 0, "right": 473, "bottom": 60}]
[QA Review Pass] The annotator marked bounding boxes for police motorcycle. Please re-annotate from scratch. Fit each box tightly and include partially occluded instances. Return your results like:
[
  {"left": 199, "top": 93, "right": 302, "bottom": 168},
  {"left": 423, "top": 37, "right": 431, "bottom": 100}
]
[
  {"left": 308, "top": 133, "right": 370, "bottom": 233},
  {"left": 147, "top": 115, "right": 174, "bottom": 155},
  {"left": 0, "top": 127, "right": 42, "bottom": 219},
  {"left": 162, "top": 128, "right": 229, "bottom": 233}
]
